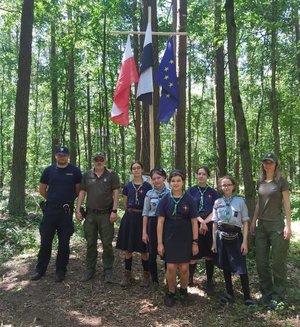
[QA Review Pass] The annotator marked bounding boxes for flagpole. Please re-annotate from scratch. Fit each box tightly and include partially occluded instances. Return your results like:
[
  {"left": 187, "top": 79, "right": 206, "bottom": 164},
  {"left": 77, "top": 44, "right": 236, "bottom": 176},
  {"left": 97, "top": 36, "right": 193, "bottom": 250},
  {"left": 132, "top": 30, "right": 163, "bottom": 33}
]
[
  {"left": 110, "top": 31, "right": 187, "bottom": 36},
  {"left": 148, "top": 6, "right": 155, "bottom": 170}
]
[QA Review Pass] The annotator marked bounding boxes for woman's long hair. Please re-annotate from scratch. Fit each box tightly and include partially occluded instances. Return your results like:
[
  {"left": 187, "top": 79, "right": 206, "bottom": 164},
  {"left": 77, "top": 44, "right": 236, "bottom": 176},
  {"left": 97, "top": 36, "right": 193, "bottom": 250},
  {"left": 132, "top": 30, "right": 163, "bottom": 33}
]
[{"left": 259, "top": 162, "right": 282, "bottom": 183}]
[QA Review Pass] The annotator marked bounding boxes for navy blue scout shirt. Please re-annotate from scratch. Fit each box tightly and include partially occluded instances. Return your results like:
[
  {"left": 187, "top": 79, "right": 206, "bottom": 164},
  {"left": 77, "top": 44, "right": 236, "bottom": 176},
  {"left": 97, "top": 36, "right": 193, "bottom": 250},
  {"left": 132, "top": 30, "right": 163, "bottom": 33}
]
[
  {"left": 123, "top": 181, "right": 152, "bottom": 210},
  {"left": 187, "top": 185, "right": 218, "bottom": 216},
  {"left": 156, "top": 192, "right": 199, "bottom": 220},
  {"left": 40, "top": 164, "right": 82, "bottom": 204}
]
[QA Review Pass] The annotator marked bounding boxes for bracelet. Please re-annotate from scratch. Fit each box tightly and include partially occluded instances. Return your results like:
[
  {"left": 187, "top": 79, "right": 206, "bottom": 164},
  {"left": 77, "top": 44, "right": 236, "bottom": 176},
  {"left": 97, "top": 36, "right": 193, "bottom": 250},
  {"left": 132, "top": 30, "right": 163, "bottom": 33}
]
[{"left": 192, "top": 239, "right": 198, "bottom": 244}]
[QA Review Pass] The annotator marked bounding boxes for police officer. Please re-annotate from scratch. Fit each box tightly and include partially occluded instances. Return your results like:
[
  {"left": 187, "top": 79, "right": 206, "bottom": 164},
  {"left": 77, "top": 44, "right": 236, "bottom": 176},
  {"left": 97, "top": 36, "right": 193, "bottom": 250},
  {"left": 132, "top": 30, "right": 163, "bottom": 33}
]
[
  {"left": 75, "top": 153, "right": 120, "bottom": 283},
  {"left": 30, "top": 146, "right": 82, "bottom": 282}
]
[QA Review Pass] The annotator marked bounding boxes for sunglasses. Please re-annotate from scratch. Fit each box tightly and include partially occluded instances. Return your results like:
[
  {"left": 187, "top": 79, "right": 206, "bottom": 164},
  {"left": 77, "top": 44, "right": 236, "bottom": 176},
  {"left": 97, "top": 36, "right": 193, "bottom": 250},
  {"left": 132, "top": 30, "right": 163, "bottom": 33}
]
[{"left": 94, "top": 157, "right": 105, "bottom": 162}]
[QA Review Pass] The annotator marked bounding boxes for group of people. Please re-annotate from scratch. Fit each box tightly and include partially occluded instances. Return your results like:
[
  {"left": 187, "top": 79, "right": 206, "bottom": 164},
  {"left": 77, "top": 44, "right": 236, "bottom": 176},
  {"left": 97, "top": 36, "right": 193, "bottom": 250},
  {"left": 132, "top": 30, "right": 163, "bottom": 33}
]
[{"left": 30, "top": 148, "right": 292, "bottom": 310}]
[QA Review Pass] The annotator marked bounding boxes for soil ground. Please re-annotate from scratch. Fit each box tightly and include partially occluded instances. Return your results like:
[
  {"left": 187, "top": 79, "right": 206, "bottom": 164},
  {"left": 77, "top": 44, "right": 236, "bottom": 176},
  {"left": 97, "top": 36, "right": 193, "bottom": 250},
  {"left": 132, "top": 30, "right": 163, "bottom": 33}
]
[{"left": 0, "top": 223, "right": 300, "bottom": 327}]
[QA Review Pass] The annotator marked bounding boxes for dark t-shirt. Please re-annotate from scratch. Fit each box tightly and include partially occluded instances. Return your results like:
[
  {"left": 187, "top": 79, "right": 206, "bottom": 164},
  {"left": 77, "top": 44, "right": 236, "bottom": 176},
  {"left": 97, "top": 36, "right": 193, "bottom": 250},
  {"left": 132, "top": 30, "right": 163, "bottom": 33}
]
[
  {"left": 40, "top": 163, "right": 82, "bottom": 204},
  {"left": 156, "top": 192, "right": 199, "bottom": 220},
  {"left": 257, "top": 177, "right": 290, "bottom": 222},
  {"left": 187, "top": 185, "right": 218, "bottom": 216},
  {"left": 80, "top": 168, "right": 120, "bottom": 210},
  {"left": 123, "top": 181, "right": 152, "bottom": 210}
]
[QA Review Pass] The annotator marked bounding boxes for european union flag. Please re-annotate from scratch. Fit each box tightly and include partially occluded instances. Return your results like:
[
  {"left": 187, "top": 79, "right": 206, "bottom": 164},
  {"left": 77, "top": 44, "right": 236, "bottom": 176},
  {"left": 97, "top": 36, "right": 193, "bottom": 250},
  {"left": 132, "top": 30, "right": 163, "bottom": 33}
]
[{"left": 154, "top": 37, "right": 180, "bottom": 123}]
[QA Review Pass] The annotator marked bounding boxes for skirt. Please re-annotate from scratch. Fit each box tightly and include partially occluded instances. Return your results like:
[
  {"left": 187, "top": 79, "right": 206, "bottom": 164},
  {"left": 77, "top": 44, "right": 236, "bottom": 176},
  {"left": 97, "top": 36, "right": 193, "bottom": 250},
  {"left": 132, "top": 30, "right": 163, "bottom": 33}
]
[
  {"left": 192, "top": 220, "right": 215, "bottom": 260},
  {"left": 214, "top": 227, "right": 248, "bottom": 275},
  {"left": 116, "top": 210, "right": 147, "bottom": 253},
  {"left": 163, "top": 217, "right": 192, "bottom": 264}
]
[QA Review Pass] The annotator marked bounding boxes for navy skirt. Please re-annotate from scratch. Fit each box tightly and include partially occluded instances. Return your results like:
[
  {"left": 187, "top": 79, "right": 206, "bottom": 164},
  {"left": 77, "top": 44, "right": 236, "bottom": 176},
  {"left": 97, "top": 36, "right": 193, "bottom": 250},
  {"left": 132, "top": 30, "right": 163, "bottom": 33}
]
[
  {"left": 214, "top": 226, "right": 248, "bottom": 275},
  {"left": 192, "top": 220, "right": 214, "bottom": 260},
  {"left": 147, "top": 216, "right": 158, "bottom": 255},
  {"left": 163, "top": 217, "right": 192, "bottom": 264},
  {"left": 116, "top": 210, "right": 146, "bottom": 253}
]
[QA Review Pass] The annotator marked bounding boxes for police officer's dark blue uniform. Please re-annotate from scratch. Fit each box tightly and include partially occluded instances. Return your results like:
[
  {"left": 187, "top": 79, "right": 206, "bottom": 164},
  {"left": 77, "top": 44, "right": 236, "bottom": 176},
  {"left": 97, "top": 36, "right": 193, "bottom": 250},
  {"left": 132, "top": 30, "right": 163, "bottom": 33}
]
[{"left": 31, "top": 146, "right": 82, "bottom": 282}]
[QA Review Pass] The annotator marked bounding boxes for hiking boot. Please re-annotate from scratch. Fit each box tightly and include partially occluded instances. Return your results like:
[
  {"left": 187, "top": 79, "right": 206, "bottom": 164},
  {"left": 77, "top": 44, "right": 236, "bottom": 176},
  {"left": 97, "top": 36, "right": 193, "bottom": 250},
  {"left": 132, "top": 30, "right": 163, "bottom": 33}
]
[
  {"left": 81, "top": 270, "right": 95, "bottom": 282},
  {"left": 30, "top": 271, "right": 44, "bottom": 281},
  {"left": 140, "top": 271, "right": 150, "bottom": 287},
  {"left": 55, "top": 272, "right": 65, "bottom": 282},
  {"left": 179, "top": 288, "right": 189, "bottom": 306},
  {"left": 164, "top": 292, "right": 176, "bottom": 307},
  {"left": 104, "top": 269, "right": 113, "bottom": 284},
  {"left": 206, "top": 279, "right": 215, "bottom": 295},
  {"left": 120, "top": 270, "right": 133, "bottom": 287}
]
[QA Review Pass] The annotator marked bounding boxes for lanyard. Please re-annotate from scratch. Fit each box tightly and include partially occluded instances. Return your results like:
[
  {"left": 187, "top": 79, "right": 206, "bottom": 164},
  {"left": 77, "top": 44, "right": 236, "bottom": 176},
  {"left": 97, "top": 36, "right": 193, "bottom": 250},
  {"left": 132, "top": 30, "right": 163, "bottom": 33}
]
[
  {"left": 170, "top": 192, "right": 185, "bottom": 216},
  {"left": 132, "top": 181, "right": 144, "bottom": 205},
  {"left": 197, "top": 185, "right": 208, "bottom": 212},
  {"left": 223, "top": 196, "right": 233, "bottom": 222}
]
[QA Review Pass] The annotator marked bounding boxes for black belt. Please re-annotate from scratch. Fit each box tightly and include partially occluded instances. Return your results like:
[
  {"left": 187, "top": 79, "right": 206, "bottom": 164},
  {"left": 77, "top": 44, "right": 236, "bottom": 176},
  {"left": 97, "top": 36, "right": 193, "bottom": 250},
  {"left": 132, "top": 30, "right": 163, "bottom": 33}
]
[
  {"left": 47, "top": 202, "right": 72, "bottom": 209},
  {"left": 87, "top": 208, "right": 111, "bottom": 214},
  {"left": 219, "top": 224, "right": 241, "bottom": 233}
]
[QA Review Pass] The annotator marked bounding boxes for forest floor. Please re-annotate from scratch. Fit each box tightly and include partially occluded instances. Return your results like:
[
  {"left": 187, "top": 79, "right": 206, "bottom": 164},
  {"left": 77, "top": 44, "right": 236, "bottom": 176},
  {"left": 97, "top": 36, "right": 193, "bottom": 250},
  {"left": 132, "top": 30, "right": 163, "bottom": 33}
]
[{"left": 0, "top": 220, "right": 300, "bottom": 327}]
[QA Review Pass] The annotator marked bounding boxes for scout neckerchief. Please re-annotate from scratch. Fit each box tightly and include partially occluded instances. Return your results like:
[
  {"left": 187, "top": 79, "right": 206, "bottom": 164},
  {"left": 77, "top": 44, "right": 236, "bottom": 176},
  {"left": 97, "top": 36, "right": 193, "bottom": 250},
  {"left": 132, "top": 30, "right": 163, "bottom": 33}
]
[
  {"left": 197, "top": 185, "right": 208, "bottom": 212},
  {"left": 132, "top": 181, "right": 144, "bottom": 206},
  {"left": 155, "top": 186, "right": 167, "bottom": 199},
  {"left": 223, "top": 195, "right": 234, "bottom": 222},
  {"left": 170, "top": 191, "right": 185, "bottom": 216}
]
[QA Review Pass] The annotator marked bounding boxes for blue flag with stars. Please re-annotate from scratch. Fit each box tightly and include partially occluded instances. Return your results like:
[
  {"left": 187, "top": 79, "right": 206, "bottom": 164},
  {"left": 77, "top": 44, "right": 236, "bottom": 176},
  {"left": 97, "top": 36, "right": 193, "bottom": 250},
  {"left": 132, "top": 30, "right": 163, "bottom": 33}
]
[{"left": 154, "top": 37, "right": 180, "bottom": 123}]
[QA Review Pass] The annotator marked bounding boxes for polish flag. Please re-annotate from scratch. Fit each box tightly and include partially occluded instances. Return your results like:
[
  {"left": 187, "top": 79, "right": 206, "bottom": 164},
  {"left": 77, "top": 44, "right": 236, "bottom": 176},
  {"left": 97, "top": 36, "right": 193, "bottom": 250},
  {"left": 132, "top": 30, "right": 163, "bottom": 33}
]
[{"left": 111, "top": 35, "right": 139, "bottom": 126}]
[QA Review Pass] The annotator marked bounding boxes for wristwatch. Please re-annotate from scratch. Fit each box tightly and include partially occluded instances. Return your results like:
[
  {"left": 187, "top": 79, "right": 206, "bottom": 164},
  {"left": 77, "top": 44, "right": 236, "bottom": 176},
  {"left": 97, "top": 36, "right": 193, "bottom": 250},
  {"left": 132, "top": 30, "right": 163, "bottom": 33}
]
[{"left": 111, "top": 209, "right": 118, "bottom": 213}]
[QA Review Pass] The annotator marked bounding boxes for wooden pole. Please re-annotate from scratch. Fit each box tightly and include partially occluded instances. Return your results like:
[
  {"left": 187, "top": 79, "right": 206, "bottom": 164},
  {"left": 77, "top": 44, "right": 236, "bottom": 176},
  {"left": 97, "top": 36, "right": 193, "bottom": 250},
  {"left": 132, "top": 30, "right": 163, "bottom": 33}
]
[
  {"left": 110, "top": 7, "right": 187, "bottom": 171},
  {"left": 110, "top": 31, "right": 187, "bottom": 36},
  {"left": 148, "top": 6, "right": 155, "bottom": 170}
]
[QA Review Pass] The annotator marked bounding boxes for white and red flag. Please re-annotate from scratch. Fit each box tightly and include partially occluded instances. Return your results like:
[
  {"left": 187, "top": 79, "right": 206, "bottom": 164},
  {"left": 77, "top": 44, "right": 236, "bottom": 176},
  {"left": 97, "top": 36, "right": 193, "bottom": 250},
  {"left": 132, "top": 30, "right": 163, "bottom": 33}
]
[{"left": 111, "top": 35, "right": 139, "bottom": 126}]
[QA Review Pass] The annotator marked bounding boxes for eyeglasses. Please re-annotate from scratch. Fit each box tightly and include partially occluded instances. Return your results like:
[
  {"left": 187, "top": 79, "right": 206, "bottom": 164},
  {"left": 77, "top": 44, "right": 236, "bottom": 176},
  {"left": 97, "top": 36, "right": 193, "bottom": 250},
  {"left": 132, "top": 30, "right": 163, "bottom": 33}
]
[
  {"left": 94, "top": 157, "right": 105, "bottom": 162},
  {"left": 221, "top": 184, "right": 233, "bottom": 188}
]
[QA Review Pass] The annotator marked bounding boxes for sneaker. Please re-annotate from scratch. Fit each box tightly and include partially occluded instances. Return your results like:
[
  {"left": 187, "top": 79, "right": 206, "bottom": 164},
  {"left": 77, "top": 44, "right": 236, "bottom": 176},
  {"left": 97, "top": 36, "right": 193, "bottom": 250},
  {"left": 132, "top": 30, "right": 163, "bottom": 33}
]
[
  {"left": 81, "top": 270, "right": 95, "bottom": 282},
  {"left": 267, "top": 300, "right": 278, "bottom": 310},
  {"left": 104, "top": 269, "right": 113, "bottom": 284},
  {"left": 220, "top": 293, "right": 234, "bottom": 305},
  {"left": 55, "top": 272, "right": 65, "bottom": 282},
  {"left": 244, "top": 298, "right": 255, "bottom": 306},
  {"left": 30, "top": 271, "right": 44, "bottom": 281},
  {"left": 164, "top": 292, "right": 176, "bottom": 307}
]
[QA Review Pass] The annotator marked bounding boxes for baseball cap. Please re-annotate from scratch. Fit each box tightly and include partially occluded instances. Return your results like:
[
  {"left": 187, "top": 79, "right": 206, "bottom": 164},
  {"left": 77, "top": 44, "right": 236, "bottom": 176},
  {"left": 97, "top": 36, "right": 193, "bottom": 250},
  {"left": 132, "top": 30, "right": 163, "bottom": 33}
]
[
  {"left": 262, "top": 152, "right": 278, "bottom": 163},
  {"left": 93, "top": 153, "right": 106, "bottom": 161},
  {"left": 55, "top": 146, "right": 69, "bottom": 155}
]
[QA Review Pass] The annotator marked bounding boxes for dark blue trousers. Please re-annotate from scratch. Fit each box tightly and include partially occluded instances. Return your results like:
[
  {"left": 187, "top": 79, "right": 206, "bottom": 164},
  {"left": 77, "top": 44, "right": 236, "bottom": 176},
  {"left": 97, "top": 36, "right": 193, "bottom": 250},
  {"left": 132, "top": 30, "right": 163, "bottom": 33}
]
[{"left": 36, "top": 207, "right": 74, "bottom": 274}]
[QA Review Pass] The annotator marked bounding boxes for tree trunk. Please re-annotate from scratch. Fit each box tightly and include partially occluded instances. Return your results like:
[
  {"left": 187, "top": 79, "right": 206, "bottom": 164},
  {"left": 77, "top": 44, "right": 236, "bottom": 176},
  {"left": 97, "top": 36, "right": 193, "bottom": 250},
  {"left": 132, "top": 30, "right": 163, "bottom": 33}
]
[
  {"left": 187, "top": 49, "right": 192, "bottom": 186},
  {"left": 50, "top": 0, "right": 59, "bottom": 163},
  {"left": 175, "top": 0, "right": 187, "bottom": 173},
  {"left": 225, "top": 0, "right": 255, "bottom": 215},
  {"left": 215, "top": 0, "right": 227, "bottom": 179},
  {"left": 102, "top": 9, "right": 110, "bottom": 166},
  {"left": 68, "top": 8, "right": 77, "bottom": 165},
  {"left": 86, "top": 73, "right": 92, "bottom": 169},
  {"left": 270, "top": 0, "right": 280, "bottom": 157},
  {"left": 8, "top": 0, "right": 34, "bottom": 216},
  {"left": 294, "top": 1, "right": 300, "bottom": 183}
]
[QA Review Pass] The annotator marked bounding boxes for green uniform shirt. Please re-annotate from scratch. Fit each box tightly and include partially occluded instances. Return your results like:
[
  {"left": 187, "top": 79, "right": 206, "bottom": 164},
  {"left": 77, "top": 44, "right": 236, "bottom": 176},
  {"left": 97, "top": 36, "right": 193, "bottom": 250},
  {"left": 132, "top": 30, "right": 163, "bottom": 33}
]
[
  {"left": 81, "top": 167, "right": 120, "bottom": 210},
  {"left": 257, "top": 177, "right": 290, "bottom": 222}
]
